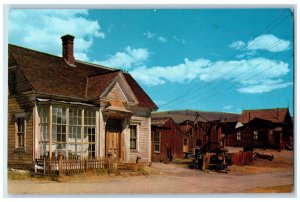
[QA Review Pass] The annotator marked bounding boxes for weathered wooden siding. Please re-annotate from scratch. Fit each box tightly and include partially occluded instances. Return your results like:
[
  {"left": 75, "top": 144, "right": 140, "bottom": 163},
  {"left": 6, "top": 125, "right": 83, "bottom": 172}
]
[
  {"left": 8, "top": 95, "right": 34, "bottom": 169},
  {"left": 8, "top": 67, "right": 34, "bottom": 169},
  {"left": 151, "top": 119, "right": 185, "bottom": 162},
  {"left": 129, "top": 115, "right": 151, "bottom": 163},
  {"left": 106, "top": 83, "right": 127, "bottom": 102}
]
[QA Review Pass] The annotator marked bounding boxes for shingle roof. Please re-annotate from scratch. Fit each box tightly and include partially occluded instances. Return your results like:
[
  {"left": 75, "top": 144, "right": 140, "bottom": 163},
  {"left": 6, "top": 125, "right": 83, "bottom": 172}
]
[
  {"left": 86, "top": 71, "right": 121, "bottom": 98},
  {"left": 151, "top": 117, "right": 171, "bottom": 127},
  {"left": 123, "top": 73, "right": 158, "bottom": 110},
  {"left": 239, "top": 108, "right": 290, "bottom": 124},
  {"left": 152, "top": 109, "right": 239, "bottom": 124},
  {"left": 8, "top": 44, "right": 158, "bottom": 109}
]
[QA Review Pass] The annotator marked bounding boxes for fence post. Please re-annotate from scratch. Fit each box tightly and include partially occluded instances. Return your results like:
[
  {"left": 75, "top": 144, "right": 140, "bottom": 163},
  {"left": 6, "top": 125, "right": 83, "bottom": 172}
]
[
  {"left": 43, "top": 157, "right": 46, "bottom": 175},
  {"left": 58, "top": 155, "right": 62, "bottom": 176},
  {"left": 48, "top": 155, "right": 51, "bottom": 175}
]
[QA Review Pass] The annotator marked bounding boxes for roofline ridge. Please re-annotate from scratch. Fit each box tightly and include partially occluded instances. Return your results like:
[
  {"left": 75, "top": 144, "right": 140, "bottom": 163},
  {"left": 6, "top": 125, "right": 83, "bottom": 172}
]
[
  {"left": 76, "top": 60, "right": 116, "bottom": 71},
  {"left": 9, "top": 43, "right": 118, "bottom": 72},
  {"left": 87, "top": 70, "right": 121, "bottom": 78},
  {"left": 154, "top": 109, "right": 240, "bottom": 115},
  {"left": 242, "top": 107, "right": 289, "bottom": 112}
]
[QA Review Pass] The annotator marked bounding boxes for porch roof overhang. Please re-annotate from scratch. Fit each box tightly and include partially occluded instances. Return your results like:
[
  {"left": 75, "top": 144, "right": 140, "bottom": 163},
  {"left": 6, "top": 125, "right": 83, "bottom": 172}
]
[{"left": 102, "top": 100, "right": 132, "bottom": 119}]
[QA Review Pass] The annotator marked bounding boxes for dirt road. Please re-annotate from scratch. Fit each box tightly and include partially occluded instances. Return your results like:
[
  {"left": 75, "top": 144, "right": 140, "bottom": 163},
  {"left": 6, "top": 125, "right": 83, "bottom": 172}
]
[
  {"left": 6, "top": 149, "right": 294, "bottom": 195},
  {"left": 7, "top": 166, "right": 293, "bottom": 195}
]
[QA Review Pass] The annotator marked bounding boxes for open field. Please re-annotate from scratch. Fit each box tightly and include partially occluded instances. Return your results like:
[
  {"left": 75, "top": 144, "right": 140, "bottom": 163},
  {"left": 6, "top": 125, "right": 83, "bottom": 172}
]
[{"left": 6, "top": 149, "right": 294, "bottom": 195}]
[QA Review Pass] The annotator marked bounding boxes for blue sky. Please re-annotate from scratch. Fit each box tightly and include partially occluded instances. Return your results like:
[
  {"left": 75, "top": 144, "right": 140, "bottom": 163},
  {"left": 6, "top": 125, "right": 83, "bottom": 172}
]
[{"left": 8, "top": 8, "right": 294, "bottom": 115}]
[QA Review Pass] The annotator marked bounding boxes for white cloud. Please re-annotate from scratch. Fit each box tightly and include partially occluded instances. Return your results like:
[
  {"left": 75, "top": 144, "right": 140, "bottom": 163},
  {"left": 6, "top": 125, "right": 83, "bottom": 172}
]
[
  {"left": 130, "top": 58, "right": 211, "bottom": 86},
  {"left": 143, "top": 31, "right": 167, "bottom": 43},
  {"left": 173, "top": 35, "right": 186, "bottom": 44},
  {"left": 247, "top": 34, "right": 290, "bottom": 52},
  {"left": 130, "top": 57, "right": 290, "bottom": 94},
  {"left": 230, "top": 34, "right": 290, "bottom": 53},
  {"left": 143, "top": 31, "right": 156, "bottom": 39},
  {"left": 229, "top": 40, "right": 246, "bottom": 50},
  {"left": 9, "top": 9, "right": 105, "bottom": 61},
  {"left": 94, "top": 46, "right": 149, "bottom": 69},
  {"left": 158, "top": 36, "right": 167, "bottom": 43},
  {"left": 236, "top": 50, "right": 257, "bottom": 58},
  {"left": 238, "top": 79, "right": 293, "bottom": 94}
]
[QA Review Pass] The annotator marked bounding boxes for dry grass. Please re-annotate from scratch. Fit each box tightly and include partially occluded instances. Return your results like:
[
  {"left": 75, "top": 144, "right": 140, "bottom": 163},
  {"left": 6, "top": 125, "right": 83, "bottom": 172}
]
[
  {"left": 8, "top": 170, "right": 32, "bottom": 180},
  {"left": 246, "top": 184, "right": 293, "bottom": 193},
  {"left": 138, "top": 165, "right": 161, "bottom": 175}
]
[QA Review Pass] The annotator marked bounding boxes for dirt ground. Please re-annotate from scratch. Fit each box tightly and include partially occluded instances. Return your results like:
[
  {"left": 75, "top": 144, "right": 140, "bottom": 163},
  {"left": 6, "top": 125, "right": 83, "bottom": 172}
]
[{"left": 6, "top": 149, "right": 294, "bottom": 195}]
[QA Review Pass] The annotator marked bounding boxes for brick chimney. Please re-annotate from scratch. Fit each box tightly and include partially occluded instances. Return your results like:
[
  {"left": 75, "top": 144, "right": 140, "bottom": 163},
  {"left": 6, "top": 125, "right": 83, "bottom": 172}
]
[{"left": 61, "top": 35, "right": 75, "bottom": 66}]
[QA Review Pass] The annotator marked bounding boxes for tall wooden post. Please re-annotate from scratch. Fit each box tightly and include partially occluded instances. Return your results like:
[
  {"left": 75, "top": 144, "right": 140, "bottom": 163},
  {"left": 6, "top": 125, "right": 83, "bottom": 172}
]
[
  {"left": 58, "top": 154, "right": 62, "bottom": 176},
  {"left": 49, "top": 105, "right": 52, "bottom": 160}
]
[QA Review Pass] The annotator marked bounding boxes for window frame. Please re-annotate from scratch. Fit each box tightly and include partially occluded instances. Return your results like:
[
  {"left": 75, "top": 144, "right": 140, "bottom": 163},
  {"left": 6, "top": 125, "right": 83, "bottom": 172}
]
[
  {"left": 237, "top": 130, "right": 242, "bottom": 141},
  {"left": 153, "top": 130, "right": 161, "bottom": 153},
  {"left": 52, "top": 106, "right": 67, "bottom": 156},
  {"left": 8, "top": 70, "right": 16, "bottom": 95},
  {"left": 253, "top": 129, "right": 259, "bottom": 141},
  {"left": 84, "top": 109, "right": 96, "bottom": 158},
  {"left": 38, "top": 106, "right": 49, "bottom": 158},
  {"left": 14, "top": 114, "right": 26, "bottom": 151},
  {"left": 68, "top": 108, "right": 83, "bottom": 159},
  {"left": 129, "top": 124, "right": 138, "bottom": 151},
  {"left": 184, "top": 138, "right": 188, "bottom": 146}
]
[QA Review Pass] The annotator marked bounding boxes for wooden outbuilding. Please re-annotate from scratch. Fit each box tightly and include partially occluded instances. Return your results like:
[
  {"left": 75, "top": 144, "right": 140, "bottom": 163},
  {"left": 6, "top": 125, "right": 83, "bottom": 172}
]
[{"left": 226, "top": 108, "right": 293, "bottom": 149}]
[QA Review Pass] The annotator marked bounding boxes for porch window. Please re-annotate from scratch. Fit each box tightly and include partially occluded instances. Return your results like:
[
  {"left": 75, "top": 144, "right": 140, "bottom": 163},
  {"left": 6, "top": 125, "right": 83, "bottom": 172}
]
[
  {"left": 39, "top": 106, "right": 49, "bottom": 157},
  {"left": 52, "top": 106, "right": 67, "bottom": 156},
  {"left": 154, "top": 131, "right": 160, "bottom": 153},
  {"left": 84, "top": 110, "right": 96, "bottom": 158},
  {"left": 130, "top": 125, "right": 137, "bottom": 150},
  {"left": 68, "top": 108, "right": 82, "bottom": 158},
  {"left": 16, "top": 117, "right": 25, "bottom": 149},
  {"left": 237, "top": 131, "right": 241, "bottom": 141}
]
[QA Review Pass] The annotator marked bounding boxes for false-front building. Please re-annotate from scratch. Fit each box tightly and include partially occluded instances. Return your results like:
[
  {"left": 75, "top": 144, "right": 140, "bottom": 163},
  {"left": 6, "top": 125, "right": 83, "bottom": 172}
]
[{"left": 8, "top": 35, "right": 157, "bottom": 169}]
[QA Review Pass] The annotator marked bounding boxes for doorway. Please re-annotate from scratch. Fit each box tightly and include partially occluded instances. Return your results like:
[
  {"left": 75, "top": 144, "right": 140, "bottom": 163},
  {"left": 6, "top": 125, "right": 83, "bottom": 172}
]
[
  {"left": 273, "top": 131, "right": 281, "bottom": 148},
  {"left": 105, "top": 119, "right": 122, "bottom": 160}
]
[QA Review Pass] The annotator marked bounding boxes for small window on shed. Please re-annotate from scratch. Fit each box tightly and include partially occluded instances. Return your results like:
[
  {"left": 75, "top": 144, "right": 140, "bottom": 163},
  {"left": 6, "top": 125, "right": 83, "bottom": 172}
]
[
  {"left": 184, "top": 138, "right": 188, "bottom": 146},
  {"left": 8, "top": 70, "right": 16, "bottom": 94},
  {"left": 237, "top": 131, "right": 241, "bottom": 141},
  {"left": 153, "top": 131, "right": 160, "bottom": 153},
  {"left": 253, "top": 130, "right": 258, "bottom": 140}
]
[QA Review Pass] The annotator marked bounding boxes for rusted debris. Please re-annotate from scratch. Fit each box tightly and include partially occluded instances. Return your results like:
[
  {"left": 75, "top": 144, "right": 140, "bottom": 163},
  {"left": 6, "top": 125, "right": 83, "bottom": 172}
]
[
  {"left": 285, "top": 144, "right": 293, "bottom": 151},
  {"left": 253, "top": 152, "right": 274, "bottom": 161}
]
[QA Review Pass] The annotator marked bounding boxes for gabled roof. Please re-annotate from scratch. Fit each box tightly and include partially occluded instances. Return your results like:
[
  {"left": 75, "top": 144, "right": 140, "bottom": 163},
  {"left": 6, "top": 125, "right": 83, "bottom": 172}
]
[
  {"left": 239, "top": 108, "right": 290, "bottom": 124},
  {"left": 8, "top": 44, "right": 158, "bottom": 110},
  {"left": 151, "top": 117, "right": 172, "bottom": 127},
  {"left": 86, "top": 71, "right": 121, "bottom": 98},
  {"left": 152, "top": 109, "right": 239, "bottom": 124}
]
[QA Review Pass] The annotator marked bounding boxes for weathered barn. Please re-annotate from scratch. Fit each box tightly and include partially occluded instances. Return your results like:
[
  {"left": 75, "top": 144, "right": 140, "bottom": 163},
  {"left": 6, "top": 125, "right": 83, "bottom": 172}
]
[
  {"left": 151, "top": 117, "right": 186, "bottom": 162},
  {"left": 227, "top": 108, "right": 293, "bottom": 149},
  {"left": 8, "top": 35, "right": 157, "bottom": 169}
]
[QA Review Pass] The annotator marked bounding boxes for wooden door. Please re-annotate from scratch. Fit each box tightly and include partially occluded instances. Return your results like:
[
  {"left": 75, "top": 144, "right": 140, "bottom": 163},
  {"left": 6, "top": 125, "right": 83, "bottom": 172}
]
[
  {"left": 105, "top": 119, "right": 122, "bottom": 160},
  {"left": 274, "top": 131, "right": 281, "bottom": 148},
  {"left": 106, "top": 130, "right": 120, "bottom": 160}
]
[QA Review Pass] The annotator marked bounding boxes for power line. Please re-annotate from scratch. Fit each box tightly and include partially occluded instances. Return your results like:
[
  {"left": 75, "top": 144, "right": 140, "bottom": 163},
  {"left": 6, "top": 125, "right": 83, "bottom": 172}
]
[
  {"left": 185, "top": 54, "right": 293, "bottom": 107},
  {"left": 159, "top": 9, "right": 292, "bottom": 109},
  {"left": 160, "top": 32, "right": 292, "bottom": 109}
]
